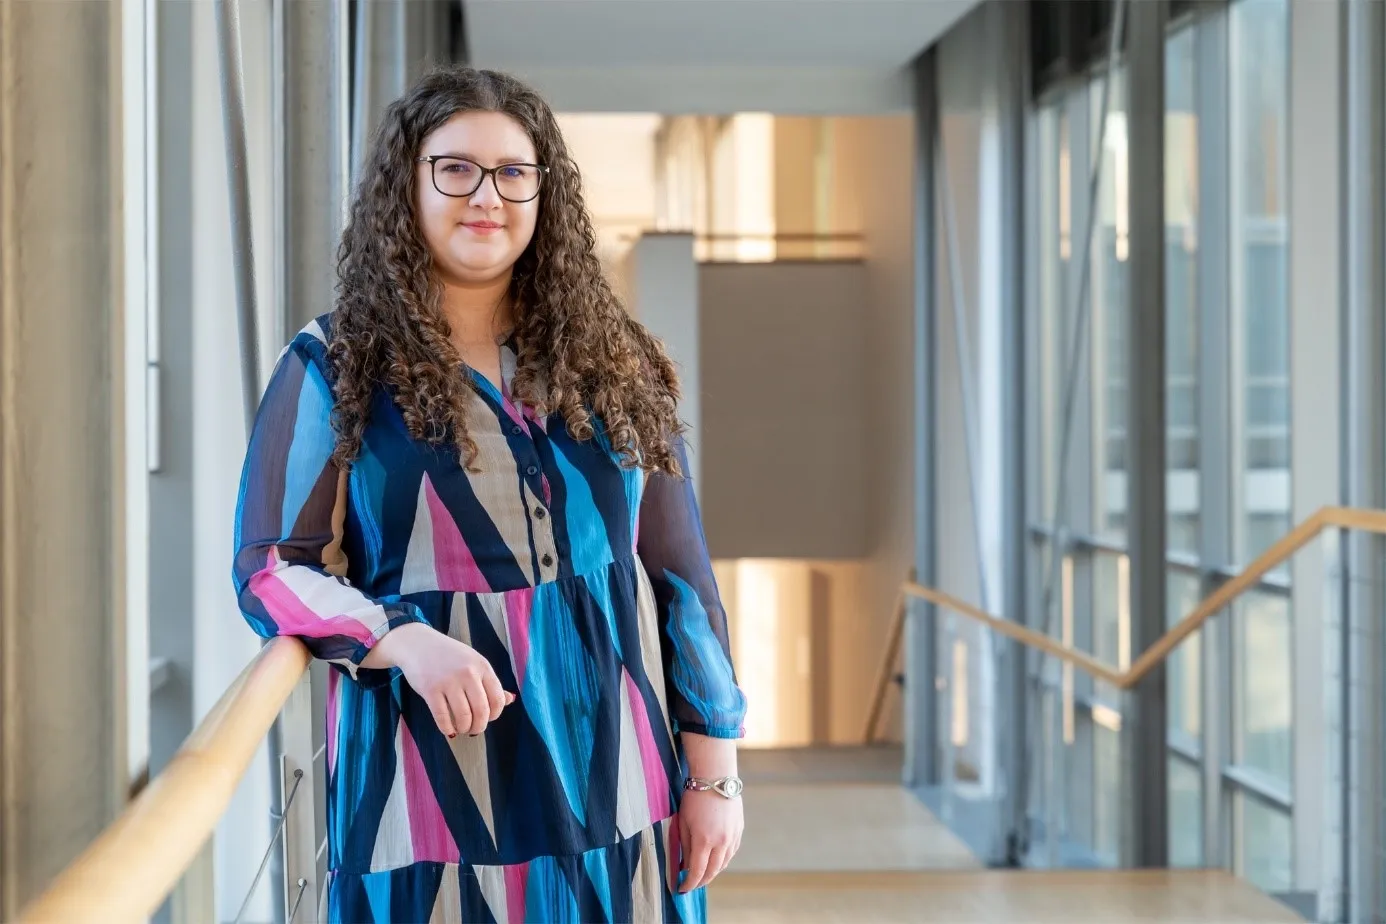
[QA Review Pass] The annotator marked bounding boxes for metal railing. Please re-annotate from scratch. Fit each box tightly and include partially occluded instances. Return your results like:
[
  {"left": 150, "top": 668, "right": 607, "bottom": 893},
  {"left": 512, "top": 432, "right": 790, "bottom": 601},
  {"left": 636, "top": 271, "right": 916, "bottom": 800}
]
[
  {"left": 866, "top": 505, "right": 1382, "bottom": 730},
  {"left": 865, "top": 504, "right": 1386, "bottom": 900}
]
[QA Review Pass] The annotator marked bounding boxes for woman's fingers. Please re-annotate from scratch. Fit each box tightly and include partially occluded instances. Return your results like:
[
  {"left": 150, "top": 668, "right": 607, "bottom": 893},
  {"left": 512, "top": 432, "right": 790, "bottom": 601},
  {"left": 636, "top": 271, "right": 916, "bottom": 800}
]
[
  {"left": 442, "top": 686, "right": 473, "bottom": 739},
  {"left": 426, "top": 692, "right": 457, "bottom": 739},
  {"left": 702, "top": 844, "right": 732, "bottom": 891},
  {"left": 461, "top": 672, "right": 491, "bottom": 736},
  {"left": 680, "top": 839, "right": 711, "bottom": 894},
  {"left": 481, "top": 670, "right": 508, "bottom": 722}
]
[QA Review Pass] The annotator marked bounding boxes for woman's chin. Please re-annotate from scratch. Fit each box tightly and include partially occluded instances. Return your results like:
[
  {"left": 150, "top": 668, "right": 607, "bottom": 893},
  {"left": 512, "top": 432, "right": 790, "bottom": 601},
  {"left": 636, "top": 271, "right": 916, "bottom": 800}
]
[{"left": 442, "top": 254, "right": 519, "bottom": 285}]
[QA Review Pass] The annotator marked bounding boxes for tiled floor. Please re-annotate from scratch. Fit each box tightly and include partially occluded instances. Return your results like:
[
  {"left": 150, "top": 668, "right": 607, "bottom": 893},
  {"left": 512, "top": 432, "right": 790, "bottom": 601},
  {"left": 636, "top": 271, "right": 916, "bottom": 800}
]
[
  {"left": 709, "top": 870, "right": 1304, "bottom": 923},
  {"left": 731, "top": 781, "right": 980, "bottom": 873},
  {"left": 731, "top": 745, "right": 978, "bottom": 874},
  {"left": 711, "top": 746, "right": 1301, "bottom": 923}
]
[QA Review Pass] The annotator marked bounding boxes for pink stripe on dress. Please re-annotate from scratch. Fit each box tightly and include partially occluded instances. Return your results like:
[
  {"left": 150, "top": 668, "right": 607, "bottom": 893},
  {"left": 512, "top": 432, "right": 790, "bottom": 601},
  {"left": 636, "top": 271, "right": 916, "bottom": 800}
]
[
  {"left": 624, "top": 669, "right": 671, "bottom": 822},
  {"left": 399, "top": 719, "right": 461, "bottom": 863},
  {"left": 505, "top": 589, "right": 534, "bottom": 689},
  {"left": 423, "top": 475, "right": 491, "bottom": 593},
  {"left": 503, "top": 862, "right": 529, "bottom": 924},
  {"left": 250, "top": 556, "right": 377, "bottom": 646}
]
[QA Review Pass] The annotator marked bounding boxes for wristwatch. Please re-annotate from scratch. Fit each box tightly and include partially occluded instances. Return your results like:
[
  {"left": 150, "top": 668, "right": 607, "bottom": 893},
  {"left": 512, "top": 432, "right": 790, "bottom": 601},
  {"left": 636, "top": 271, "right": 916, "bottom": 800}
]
[{"left": 683, "top": 775, "right": 744, "bottom": 799}]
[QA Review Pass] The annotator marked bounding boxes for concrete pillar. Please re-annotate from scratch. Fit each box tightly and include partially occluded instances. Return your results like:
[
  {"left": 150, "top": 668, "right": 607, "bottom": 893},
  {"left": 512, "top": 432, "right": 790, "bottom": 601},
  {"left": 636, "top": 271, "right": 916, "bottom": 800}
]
[
  {"left": 623, "top": 233, "right": 701, "bottom": 488},
  {"left": 0, "top": 0, "right": 125, "bottom": 914}
]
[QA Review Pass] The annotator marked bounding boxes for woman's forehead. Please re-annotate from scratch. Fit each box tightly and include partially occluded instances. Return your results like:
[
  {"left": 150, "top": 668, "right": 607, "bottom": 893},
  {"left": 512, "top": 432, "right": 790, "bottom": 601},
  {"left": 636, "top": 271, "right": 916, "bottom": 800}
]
[{"left": 422, "top": 111, "right": 537, "bottom": 163}]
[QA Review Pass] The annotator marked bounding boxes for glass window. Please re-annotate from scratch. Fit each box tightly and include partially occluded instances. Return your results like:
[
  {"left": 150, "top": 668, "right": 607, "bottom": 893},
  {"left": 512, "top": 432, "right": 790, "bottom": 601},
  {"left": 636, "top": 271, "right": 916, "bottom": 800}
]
[
  {"left": 1036, "top": 103, "right": 1070, "bottom": 525},
  {"left": 1166, "top": 28, "right": 1200, "bottom": 555},
  {"left": 1167, "top": 571, "right": 1202, "bottom": 742},
  {"left": 1170, "top": 756, "right": 1203, "bottom": 867},
  {"left": 1230, "top": 0, "right": 1291, "bottom": 566},
  {"left": 1233, "top": 590, "right": 1291, "bottom": 782},
  {"left": 1236, "top": 794, "right": 1292, "bottom": 892},
  {"left": 1090, "top": 68, "right": 1130, "bottom": 542}
]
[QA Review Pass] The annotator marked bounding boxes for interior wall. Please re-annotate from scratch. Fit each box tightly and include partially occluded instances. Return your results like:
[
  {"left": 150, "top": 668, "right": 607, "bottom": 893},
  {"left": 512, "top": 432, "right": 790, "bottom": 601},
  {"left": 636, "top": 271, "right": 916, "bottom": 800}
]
[
  {"left": 699, "top": 261, "right": 870, "bottom": 560},
  {"left": 786, "top": 113, "right": 914, "bottom": 747}
]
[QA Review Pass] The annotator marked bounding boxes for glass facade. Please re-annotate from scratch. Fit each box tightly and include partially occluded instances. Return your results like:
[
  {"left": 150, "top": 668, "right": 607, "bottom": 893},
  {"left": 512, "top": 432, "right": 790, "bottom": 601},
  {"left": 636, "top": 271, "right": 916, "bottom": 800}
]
[{"left": 1021, "top": 0, "right": 1291, "bottom": 887}]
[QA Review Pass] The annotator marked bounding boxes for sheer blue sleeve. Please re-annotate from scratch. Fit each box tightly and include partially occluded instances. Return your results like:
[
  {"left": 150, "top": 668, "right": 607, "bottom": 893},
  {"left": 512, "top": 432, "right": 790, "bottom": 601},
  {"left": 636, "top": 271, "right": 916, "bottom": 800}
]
[{"left": 636, "top": 434, "right": 747, "bottom": 739}]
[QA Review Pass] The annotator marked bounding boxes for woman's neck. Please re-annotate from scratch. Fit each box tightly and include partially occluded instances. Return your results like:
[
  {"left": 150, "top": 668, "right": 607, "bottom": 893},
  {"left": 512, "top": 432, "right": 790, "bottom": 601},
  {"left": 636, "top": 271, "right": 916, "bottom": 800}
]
[{"left": 440, "top": 274, "right": 515, "bottom": 349}]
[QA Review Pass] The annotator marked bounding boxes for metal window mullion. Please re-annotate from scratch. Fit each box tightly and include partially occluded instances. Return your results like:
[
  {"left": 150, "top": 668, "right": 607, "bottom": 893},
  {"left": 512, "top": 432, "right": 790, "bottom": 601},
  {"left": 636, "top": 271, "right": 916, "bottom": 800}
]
[
  {"left": 906, "top": 45, "right": 940, "bottom": 791},
  {"left": 1121, "top": 0, "right": 1169, "bottom": 869},
  {"left": 1195, "top": 2, "right": 1233, "bottom": 872},
  {"left": 997, "top": 0, "right": 1030, "bottom": 867},
  {"left": 1343, "top": 0, "right": 1386, "bottom": 917},
  {"left": 1065, "top": 82, "right": 1099, "bottom": 857}
]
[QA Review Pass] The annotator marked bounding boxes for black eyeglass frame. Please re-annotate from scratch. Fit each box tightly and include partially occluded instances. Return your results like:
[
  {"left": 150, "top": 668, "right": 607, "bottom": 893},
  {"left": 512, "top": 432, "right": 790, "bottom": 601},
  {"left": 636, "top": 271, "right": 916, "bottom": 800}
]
[{"left": 415, "top": 155, "right": 550, "bottom": 202}]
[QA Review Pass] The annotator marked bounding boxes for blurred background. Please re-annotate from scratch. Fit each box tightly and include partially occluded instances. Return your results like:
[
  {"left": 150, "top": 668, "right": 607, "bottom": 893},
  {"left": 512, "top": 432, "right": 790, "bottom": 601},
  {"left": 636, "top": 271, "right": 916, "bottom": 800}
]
[{"left": 4, "top": 0, "right": 1385, "bottom": 921}]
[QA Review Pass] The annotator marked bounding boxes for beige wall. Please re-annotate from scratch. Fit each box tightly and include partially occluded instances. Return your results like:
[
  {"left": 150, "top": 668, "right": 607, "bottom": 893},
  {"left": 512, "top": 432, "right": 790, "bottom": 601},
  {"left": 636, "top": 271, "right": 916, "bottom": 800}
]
[
  {"left": 700, "top": 115, "right": 915, "bottom": 747},
  {"left": 699, "top": 261, "right": 869, "bottom": 560}
]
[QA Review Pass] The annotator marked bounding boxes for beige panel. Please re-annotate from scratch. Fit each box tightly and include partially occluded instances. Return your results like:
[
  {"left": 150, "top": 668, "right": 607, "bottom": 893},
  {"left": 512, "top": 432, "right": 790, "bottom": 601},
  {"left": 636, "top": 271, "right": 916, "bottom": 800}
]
[
  {"left": 0, "top": 0, "right": 123, "bottom": 914},
  {"left": 698, "top": 261, "right": 870, "bottom": 560}
]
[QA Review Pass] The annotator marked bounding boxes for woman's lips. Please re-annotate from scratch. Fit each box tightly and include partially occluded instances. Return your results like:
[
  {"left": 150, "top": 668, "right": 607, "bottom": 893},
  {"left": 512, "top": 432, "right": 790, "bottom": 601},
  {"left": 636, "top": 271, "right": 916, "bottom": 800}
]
[{"left": 463, "top": 221, "right": 504, "bottom": 235}]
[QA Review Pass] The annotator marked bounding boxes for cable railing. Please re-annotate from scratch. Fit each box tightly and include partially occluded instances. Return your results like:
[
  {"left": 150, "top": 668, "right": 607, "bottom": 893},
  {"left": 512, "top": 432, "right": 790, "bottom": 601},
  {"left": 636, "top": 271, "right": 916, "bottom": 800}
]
[
  {"left": 866, "top": 504, "right": 1386, "bottom": 895},
  {"left": 17, "top": 637, "right": 310, "bottom": 923}
]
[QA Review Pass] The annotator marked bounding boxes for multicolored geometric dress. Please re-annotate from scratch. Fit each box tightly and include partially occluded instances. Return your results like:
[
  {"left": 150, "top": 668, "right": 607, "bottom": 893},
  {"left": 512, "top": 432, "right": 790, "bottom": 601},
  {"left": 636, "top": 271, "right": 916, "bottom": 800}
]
[{"left": 233, "top": 314, "right": 747, "bottom": 923}]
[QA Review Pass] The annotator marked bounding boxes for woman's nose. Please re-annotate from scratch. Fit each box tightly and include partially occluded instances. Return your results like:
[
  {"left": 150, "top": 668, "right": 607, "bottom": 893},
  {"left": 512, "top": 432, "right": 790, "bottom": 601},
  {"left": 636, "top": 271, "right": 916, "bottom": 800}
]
[{"left": 469, "top": 174, "right": 504, "bottom": 208}]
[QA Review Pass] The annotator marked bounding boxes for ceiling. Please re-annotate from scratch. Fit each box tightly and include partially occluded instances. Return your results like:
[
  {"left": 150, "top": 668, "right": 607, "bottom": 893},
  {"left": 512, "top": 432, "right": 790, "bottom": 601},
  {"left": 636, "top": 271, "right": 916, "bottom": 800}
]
[{"left": 462, "top": 0, "right": 980, "bottom": 113}]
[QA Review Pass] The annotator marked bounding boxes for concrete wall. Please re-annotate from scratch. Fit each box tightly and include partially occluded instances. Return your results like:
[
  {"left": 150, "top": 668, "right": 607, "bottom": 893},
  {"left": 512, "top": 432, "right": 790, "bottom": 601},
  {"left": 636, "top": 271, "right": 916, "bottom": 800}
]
[
  {"left": 0, "top": 1, "right": 125, "bottom": 912},
  {"left": 623, "top": 233, "right": 701, "bottom": 487}
]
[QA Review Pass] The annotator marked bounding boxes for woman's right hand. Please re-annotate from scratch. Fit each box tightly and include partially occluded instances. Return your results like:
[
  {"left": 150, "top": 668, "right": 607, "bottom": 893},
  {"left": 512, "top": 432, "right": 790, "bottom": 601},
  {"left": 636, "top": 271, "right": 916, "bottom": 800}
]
[{"left": 365, "top": 622, "right": 515, "bottom": 737}]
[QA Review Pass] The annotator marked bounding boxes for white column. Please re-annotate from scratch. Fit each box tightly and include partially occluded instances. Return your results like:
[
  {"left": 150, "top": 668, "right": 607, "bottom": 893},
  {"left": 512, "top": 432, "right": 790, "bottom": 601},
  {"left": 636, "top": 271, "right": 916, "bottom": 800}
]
[
  {"left": 0, "top": 0, "right": 125, "bottom": 914},
  {"left": 1287, "top": 0, "right": 1341, "bottom": 908},
  {"left": 624, "top": 233, "right": 701, "bottom": 488}
]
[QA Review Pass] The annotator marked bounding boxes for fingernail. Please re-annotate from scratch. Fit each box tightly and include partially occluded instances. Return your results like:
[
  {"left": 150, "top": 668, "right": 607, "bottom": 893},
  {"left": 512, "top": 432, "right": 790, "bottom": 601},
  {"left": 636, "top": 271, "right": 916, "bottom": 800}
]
[
  {"left": 469, "top": 733, "right": 478, "bottom": 738},
  {"left": 505, "top": 692, "right": 517, "bottom": 703},
  {"left": 447, "top": 733, "right": 456, "bottom": 739}
]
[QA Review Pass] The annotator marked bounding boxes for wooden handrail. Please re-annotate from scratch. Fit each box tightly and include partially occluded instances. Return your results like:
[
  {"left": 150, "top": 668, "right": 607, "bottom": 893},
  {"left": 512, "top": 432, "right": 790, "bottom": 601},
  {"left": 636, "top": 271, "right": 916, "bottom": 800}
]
[
  {"left": 865, "top": 505, "right": 1386, "bottom": 742},
  {"left": 19, "top": 636, "right": 311, "bottom": 923}
]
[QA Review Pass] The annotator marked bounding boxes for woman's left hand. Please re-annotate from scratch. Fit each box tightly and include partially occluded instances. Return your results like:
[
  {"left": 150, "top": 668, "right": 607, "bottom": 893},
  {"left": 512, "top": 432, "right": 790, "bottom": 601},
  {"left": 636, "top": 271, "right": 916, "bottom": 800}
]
[{"left": 678, "top": 788, "right": 744, "bottom": 893}]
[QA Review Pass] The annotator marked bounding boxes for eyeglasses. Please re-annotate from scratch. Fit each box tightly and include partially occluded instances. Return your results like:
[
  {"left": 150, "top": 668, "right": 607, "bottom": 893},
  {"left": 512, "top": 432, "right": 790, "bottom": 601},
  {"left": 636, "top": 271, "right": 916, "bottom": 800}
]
[{"left": 416, "top": 155, "right": 548, "bottom": 202}]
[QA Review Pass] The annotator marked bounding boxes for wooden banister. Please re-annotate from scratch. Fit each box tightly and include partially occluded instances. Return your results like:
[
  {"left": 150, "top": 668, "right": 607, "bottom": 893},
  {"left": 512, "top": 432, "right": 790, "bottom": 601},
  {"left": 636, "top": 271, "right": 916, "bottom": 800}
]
[
  {"left": 19, "top": 636, "right": 311, "bottom": 923},
  {"left": 865, "top": 505, "right": 1386, "bottom": 743}
]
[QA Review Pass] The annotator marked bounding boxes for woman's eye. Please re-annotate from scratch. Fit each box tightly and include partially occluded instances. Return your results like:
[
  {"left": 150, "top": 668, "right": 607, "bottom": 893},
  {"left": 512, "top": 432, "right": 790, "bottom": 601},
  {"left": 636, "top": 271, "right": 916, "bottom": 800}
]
[
  {"left": 500, "top": 166, "right": 527, "bottom": 179},
  {"left": 440, "top": 161, "right": 473, "bottom": 175}
]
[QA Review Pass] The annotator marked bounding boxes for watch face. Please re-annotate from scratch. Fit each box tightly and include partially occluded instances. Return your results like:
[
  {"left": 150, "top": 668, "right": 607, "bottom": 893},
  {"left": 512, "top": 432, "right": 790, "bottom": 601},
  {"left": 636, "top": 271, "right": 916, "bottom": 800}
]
[{"left": 719, "top": 777, "right": 744, "bottom": 798}]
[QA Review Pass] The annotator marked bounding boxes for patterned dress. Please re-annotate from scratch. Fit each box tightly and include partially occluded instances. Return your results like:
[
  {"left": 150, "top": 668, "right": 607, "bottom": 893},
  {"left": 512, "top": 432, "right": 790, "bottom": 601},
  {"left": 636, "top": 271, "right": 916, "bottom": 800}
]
[{"left": 233, "top": 314, "right": 747, "bottom": 923}]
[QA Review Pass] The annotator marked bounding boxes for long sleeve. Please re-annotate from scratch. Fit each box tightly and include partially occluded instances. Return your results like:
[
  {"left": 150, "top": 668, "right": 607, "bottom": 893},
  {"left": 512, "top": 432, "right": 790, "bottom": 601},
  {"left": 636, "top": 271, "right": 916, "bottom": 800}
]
[
  {"left": 232, "top": 336, "right": 429, "bottom": 684},
  {"left": 636, "top": 434, "right": 747, "bottom": 739}
]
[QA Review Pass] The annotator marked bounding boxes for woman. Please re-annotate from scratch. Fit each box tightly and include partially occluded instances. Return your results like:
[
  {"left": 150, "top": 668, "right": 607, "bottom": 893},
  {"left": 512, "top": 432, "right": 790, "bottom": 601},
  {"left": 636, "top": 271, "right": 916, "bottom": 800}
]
[{"left": 233, "top": 66, "right": 746, "bottom": 923}]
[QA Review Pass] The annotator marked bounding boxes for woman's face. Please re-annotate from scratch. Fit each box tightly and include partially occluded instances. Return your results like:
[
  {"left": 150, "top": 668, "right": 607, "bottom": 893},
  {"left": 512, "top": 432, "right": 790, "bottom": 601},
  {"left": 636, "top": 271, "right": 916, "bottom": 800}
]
[{"left": 415, "top": 111, "right": 541, "bottom": 287}]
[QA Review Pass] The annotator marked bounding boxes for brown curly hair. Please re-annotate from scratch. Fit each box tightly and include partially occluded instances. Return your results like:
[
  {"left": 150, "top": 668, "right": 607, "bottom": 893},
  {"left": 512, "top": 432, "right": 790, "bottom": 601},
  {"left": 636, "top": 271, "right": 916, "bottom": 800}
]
[{"left": 327, "top": 66, "right": 685, "bottom": 475}]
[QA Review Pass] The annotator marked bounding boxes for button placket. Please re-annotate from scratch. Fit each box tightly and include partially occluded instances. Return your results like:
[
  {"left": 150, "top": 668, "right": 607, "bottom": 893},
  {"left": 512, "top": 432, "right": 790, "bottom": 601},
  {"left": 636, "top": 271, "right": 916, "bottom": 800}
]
[{"left": 524, "top": 479, "right": 559, "bottom": 584}]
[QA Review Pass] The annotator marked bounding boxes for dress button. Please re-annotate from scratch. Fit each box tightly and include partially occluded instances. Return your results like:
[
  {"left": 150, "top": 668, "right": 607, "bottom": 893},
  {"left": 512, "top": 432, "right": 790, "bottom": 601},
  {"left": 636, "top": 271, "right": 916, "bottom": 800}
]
[
  {"left": 542, "top": 554, "right": 554, "bottom": 567},
  {"left": 526, "top": 464, "right": 538, "bottom": 476},
  {"left": 512, "top": 425, "right": 524, "bottom": 436},
  {"left": 534, "top": 507, "right": 547, "bottom": 520}
]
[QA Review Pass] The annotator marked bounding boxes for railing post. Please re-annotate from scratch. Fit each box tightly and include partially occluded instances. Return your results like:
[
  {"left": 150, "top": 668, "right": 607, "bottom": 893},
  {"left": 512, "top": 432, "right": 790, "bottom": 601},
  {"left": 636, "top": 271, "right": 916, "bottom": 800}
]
[{"left": 279, "top": 670, "right": 319, "bottom": 921}]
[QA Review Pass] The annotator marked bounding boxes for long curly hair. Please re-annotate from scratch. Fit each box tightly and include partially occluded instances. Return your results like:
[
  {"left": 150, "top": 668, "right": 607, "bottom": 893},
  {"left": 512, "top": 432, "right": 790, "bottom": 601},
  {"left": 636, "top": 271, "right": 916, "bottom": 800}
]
[{"left": 327, "top": 66, "right": 684, "bottom": 475}]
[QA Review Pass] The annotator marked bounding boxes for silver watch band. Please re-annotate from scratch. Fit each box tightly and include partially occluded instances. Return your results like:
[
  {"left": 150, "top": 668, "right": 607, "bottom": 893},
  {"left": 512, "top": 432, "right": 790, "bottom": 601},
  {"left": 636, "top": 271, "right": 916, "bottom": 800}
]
[{"left": 683, "top": 776, "right": 744, "bottom": 798}]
